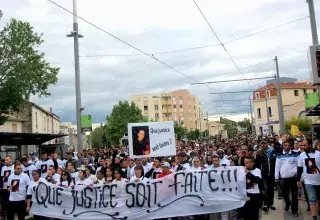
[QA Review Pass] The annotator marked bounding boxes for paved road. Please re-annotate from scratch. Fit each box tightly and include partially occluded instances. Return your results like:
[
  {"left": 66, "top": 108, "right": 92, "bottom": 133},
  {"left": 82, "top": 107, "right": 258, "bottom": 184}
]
[{"left": 262, "top": 198, "right": 309, "bottom": 220}]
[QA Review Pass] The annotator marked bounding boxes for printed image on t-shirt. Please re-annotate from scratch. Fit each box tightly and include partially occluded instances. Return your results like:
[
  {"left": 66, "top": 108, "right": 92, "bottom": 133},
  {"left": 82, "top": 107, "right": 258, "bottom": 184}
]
[
  {"left": 305, "top": 158, "right": 318, "bottom": 174},
  {"left": 3, "top": 170, "right": 11, "bottom": 183},
  {"left": 41, "top": 165, "right": 47, "bottom": 173},
  {"left": 11, "top": 179, "right": 20, "bottom": 192},
  {"left": 246, "top": 177, "right": 254, "bottom": 190}
]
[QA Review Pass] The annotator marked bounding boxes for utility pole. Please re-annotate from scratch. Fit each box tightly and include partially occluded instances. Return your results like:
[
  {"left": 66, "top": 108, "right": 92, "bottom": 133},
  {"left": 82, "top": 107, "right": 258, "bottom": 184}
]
[
  {"left": 264, "top": 84, "right": 271, "bottom": 135},
  {"left": 275, "top": 57, "right": 285, "bottom": 134},
  {"left": 249, "top": 96, "right": 255, "bottom": 138},
  {"left": 207, "top": 111, "right": 209, "bottom": 138},
  {"left": 67, "top": 0, "right": 84, "bottom": 153},
  {"left": 307, "top": 0, "right": 320, "bottom": 105},
  {"left": 307, "top": 0, "right": 319, "bottom": 46}
]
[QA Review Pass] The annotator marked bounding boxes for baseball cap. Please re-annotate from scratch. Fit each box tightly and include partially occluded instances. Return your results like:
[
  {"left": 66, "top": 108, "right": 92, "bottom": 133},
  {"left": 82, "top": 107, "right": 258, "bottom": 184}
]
[
  {"left": 29, "top": 152, "right": 37, "bottom": 156},
  {"left": 260, "top": 140, "right": 267, "bottom": 144},
  {"left": 217, "top": 149, "right": 225, "bottom": 153},
  {"left": 161, "top": 162, "right": 170, "bottom": 168}
]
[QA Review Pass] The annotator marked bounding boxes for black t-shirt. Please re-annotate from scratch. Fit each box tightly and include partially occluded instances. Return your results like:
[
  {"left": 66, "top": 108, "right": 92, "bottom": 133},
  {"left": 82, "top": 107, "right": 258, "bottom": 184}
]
[{"left": 133, "top": 140, "right": 146, "bottom": 155}]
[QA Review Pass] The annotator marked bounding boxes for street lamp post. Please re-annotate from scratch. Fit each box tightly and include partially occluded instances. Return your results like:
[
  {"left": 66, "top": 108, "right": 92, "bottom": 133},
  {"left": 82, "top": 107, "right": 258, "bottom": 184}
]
[{"left": 66, "top": 0, "right": 84, "bottom": 153}]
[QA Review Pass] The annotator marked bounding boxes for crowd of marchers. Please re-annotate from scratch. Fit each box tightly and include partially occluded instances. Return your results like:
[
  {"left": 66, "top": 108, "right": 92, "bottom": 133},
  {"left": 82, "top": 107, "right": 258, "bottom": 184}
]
[{"left": 0, "top": 133, "right": 320, "bottom": 220}]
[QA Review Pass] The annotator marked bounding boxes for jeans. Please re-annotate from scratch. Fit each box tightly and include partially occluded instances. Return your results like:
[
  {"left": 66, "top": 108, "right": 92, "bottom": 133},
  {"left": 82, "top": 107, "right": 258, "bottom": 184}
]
[
  {"left": 242, "top": 193, "right": 261, "bottom": 220},
  {"left": 305, "top": 184, "right": 320, "bottom": 205},
  {"left": 7, "top": 200, "right": 25, "bottom": 220},
  {"left": 262, "top": 175, "right": 275, "bottom": 207},
  {"left": 280, "top": 177, "right": 298, "bottom": 212}
]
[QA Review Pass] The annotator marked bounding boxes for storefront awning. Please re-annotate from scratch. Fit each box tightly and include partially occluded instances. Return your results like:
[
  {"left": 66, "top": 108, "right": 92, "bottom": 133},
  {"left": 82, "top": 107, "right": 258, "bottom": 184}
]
[
  {"left": 306, "top": 104, "right": 320, "bottom": 116},
  {"left": 0, "top": 132, "right": 67, "bottom": 145}
]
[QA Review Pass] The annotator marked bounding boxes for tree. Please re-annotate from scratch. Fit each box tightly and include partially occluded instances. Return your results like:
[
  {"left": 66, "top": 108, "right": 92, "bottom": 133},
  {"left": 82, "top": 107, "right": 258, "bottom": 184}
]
[
  {"left": 238, "top": 118, "right": 252, "bottom": 134},
  {"left": 104, "top": 101, "right": 147, "bottom": 144},
  {"left": 0, "top": 19, "right": 59, "bottom": 124},
  {"left": 285, "top": 117, "right": 312, "bottom": 134},
  {"left": 90, "top": 126, "right": 107, "bottom": 149},
  {"left": 174, "top": 122, "right": 188, "bottom": 140},
  {"left": 187, "top": 129, "right": 200, "bottom": 140},
  {"left": 220, "top": 117, "right": 238, "bottom": 138}
]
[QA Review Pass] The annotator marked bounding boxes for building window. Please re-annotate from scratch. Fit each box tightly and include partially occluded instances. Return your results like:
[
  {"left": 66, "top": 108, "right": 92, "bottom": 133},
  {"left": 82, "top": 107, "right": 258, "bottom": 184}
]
[
  {"left": 303, "top": 89, "right": 307, "bottom": 95},
  {"left": 155, "top": 113, "right": 159, "bottom": 118},
  {"left": 294, "top": 90, "right": 299, "bottom": 96},
  {"left": 257, "top": 108, "right": 261, "bottom": 119},
  {"left": 313, "top": 89, "right": 317, "bottom": 93},
  {"left": 255, "top": 92, "right": 260, "bottom": 99},
  {"left": 154, "top": 105, "right": 159, "bottom": 110},
  {"left": 12, "top": 123, "right": 17, "bottom": 132},
  {"left": 267, "top": 90, "right": 271, "bottom": 98},
  {"left": 44, "top": 117, "right": 46, "bottom": 131},
  {"left": 268, "top": 107, "right": 272, "bottom": 117},
  {"left": 173, "top": 104, "right": 176, "bottom": 109},
  {"left": 179, "top": 96, "right": 182, "bottom": 101},
  {"left": 180, "top": 105, "right": 183, "bottom": 109},
  {"left": 144, "top": 96, "right": 148, "bottom": 101},
  {"left": 194, "top": 106, "right": 196, "bottom": 110},
  {"left": 270, "top": 125, "right": 274, "bottom": 134},
  {"left": 259, "top": 127, "right": 263, "bottom": 135},
  {"left": 144, "top": 106, "right": 148, "bottom": 111}
]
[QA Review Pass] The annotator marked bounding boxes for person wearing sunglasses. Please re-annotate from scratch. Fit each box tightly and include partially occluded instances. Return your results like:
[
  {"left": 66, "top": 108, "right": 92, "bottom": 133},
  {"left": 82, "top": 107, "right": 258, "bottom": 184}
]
[
  {"left": 7, "top": 162, "right": 30, "bottom": 220},
  {"left": 59, "top": 170, "right": 74, "bottom": 189}
]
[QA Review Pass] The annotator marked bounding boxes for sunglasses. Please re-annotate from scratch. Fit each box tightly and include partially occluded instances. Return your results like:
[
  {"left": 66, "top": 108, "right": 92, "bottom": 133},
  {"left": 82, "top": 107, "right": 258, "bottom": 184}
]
[{"left": 62, "top": 173, "right": 67, "bottom": 176}]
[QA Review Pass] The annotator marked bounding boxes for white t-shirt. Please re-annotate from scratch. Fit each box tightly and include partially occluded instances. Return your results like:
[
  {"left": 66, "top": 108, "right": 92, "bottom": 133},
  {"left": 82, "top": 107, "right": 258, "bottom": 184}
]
[
  {"left": 112, "top": 178, "right": 127, "bottom": 184},
  {"left": 246, "top": 168, "right": 261, "bottom": 194},
  {"left": 75, "top": 179, "right": 92, "bottom": 191},
  {"left": 220, "top": 158, "right": 231, "bottom": 167},
  {"left": 87, "top": 174, "right": 97, "bottom": 183},
  {"left": 7, "top": 172, "right": 31, "bottom": 201},
  {"left": 58, "top": 180, "right": 74, "bottom": 188},
  {"left": 27, "top": 178, "right": 47, "bottom": 197},
  {"left": 1, "top": 165, "right": 14, "bottom": 189},
  {"left": 298, "top": 151, "right": 320, "bottom": 185},
  {"left": 22, "top": 164, "right": 38, "bottom": 180},
  {"left": 70, "top": 171, "right": 79, "bottom": 184},
  {"left": 36, "top": 159, "right": 54, "bottom": 178}
]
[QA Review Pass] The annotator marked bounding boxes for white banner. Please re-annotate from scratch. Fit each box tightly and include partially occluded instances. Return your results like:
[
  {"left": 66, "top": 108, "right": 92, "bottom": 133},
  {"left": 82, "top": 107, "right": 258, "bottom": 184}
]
[
  {"left": 128, "top": 121, "right": 176, "bottom": 158},
  {"left": 31, "top": 167, "right": 247, "bottom": 220}
]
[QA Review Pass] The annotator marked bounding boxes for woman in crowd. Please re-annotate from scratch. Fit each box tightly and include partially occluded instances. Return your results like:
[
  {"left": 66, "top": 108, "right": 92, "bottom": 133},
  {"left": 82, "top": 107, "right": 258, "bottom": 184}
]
[
  {"left": 105, "top": 167, "right": 114, "bottom": 184},
  {"left": 94, "top": 170, "right": 106, "bottom": 185},
  {"left": 112, "top": 168, "right": 128, "bottom": 184},
  {"left": 58, "top": 170, "right": 74, "bottom": 188},
  {"left": 130, "top": 165, "right": 147, "bottom": 183},
  {"left": 75, "top": 170, "right": 92, "bottom": 190}
]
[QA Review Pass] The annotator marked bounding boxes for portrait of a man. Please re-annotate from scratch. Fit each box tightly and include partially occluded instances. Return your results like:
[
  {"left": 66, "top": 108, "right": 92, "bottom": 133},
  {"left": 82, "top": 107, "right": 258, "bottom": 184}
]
[{"left": 132, "top": 126, "right": 150, "bottom": 156}]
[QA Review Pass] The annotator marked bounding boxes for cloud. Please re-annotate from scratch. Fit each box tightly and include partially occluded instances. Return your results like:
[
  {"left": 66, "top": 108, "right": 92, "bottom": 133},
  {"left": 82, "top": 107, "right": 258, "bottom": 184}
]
[{"left": 1, "top": 0, "right": 319, "bottom": 123}]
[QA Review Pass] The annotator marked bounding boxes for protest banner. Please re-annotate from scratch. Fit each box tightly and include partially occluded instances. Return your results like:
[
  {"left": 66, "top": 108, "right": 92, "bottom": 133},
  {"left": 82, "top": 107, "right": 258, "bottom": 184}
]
[
  {"left": 31, "top": 167, "right": 247, "bottom": 220},
  {"left": 128, "top": 121, "right": 176, "bottom": 158}
]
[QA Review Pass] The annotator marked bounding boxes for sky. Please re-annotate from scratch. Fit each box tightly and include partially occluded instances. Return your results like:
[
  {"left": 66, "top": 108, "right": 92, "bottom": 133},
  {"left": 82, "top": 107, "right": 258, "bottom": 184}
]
[{"left": 1, "top": 0, "right": 319, "bottom": 124}]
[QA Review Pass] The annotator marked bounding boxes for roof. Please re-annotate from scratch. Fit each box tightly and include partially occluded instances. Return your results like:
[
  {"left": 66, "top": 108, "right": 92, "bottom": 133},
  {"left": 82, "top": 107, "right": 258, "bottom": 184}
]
[
  {"left": 254, "top": 82, "right": 316, "bottom": 92},
  {"left": 0, "top": 132, "right": 67, "bottom": 145},
  {"left": 25, "top": 101, "right": 60, "bottom": 120},
  {"left": 0, "top": 114, "right": 24, "bottom": 122}
]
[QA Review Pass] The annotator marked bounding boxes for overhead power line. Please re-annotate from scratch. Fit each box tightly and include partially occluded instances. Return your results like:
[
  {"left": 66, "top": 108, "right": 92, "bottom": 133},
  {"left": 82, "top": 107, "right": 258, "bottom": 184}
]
[
  {"left": 210, "top": 90, "right": 253, "bottom": 94},
  {"left": 47, "top": 0, "right": 213, "bottom": 91},
  {"left": 192, "top": 0, "right": 252, "bottom": 91},
  {"left": 81, "top": 16, "right": 309, "bottom": 57},
  {"left": 212, "top": 99, "right": 250, "bottom": 102},
  {"left": 191, "top": 76, "right": 274, "bottom": 85},
  {"left": 212, "top": 105, "right": 250, "bottom": 107}
]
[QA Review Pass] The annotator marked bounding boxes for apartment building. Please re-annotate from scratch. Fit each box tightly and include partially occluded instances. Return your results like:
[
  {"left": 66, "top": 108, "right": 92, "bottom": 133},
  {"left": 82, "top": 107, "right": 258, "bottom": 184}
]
[
  {"left": 253, "top": 81, "right": 317, "bottom": 135},
  {"left": 131, "top": 89, "right": 205, "bottom": 131}
]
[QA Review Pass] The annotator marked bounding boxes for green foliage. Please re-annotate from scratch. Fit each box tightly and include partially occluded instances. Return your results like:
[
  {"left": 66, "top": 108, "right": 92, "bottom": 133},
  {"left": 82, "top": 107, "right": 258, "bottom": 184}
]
[
  {"left": 285, "top": 117, "right": 312, "bottom": 133},
  {"left": 90, "top": 126, "right": 107, "bottom": 149},
  {"left": 187, "top": 129, "right": 200, "bottom": 140},
  {"left": 174, "top": 122, "right": 188, "bottom": 140},
  {"left": 220, "top": 117, "right": 238, "bottom": 138},
  {"left": 0, "top": 19, "right": 59, "bottom": 124},
  {"left": 104, "top": 101, "right": 147, "bottom": 145},
  {"left": 238, "top": 118, "right": 252, "bottom": 134}
]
